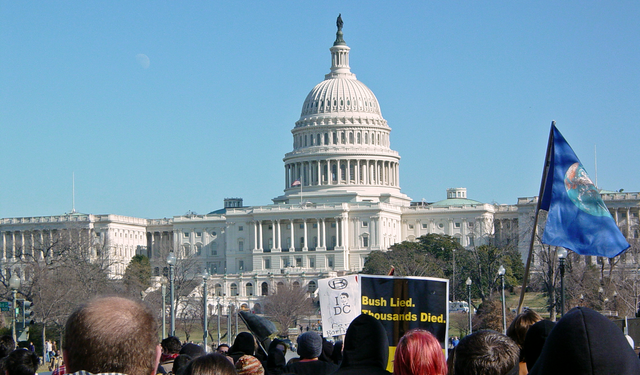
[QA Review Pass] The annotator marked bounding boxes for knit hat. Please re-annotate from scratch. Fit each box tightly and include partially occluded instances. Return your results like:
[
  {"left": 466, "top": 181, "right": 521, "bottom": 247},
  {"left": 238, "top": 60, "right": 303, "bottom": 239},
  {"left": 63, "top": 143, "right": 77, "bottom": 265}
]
[
  {"left": 235, "top": 354, "right": 265, "bottom": 375},
  {"left": 297, "top": 331, "right": 323, "bottom": 359}
]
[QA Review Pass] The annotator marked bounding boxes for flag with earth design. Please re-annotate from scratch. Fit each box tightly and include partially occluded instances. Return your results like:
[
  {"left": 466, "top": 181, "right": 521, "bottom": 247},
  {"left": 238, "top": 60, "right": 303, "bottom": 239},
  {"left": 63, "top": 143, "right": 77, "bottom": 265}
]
[{"left": 540, "top": 124, "right": 629, "bottom": 257}]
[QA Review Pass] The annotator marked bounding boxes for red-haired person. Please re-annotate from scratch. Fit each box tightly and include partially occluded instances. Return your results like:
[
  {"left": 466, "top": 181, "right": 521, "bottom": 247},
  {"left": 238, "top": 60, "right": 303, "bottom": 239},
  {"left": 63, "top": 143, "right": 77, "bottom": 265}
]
[{"left": 394, "top": 329, "right": 447, "bottom": 375}]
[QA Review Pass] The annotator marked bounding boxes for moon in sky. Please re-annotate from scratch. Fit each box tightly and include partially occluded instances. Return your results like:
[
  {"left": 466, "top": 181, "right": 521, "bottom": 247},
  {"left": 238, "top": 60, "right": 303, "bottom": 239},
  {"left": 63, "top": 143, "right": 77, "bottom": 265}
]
[{"left": 136, "top": 53, "right": 150, "bottom": 69}]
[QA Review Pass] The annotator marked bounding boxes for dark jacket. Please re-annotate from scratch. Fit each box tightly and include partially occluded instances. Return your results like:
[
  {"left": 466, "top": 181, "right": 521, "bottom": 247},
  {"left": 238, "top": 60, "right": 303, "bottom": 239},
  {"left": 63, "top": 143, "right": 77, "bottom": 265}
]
[
  {"left": 285, "top": 360, "right": 338, "bottom": 375},
  {"left": 266, "top": 348, "right": 286, "bottom": 375},
  {"left": 529, "top": 307, "right": 640, "bottom": 375},
  {"left": 332, "top": 314, "right": 392, "bottom": 375}
]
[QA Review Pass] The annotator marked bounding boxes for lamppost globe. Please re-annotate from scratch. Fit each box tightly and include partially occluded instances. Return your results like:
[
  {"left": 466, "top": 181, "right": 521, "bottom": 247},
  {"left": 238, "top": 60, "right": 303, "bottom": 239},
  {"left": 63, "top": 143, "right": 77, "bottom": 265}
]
[
  {"left": 9, "top": 274, "right": 20, "bottom": 290},
  {"left": 557, "top": 248, "right": 568, "bottom": 260},
  {"left": 167, "top": 252, "right": 177, "bottom": 265},
  {"left": 498, "top": 265, "right": 506, "bottom": 276},
  {"left": 465, "top": 277, "right": 472, "bottom": 286}
]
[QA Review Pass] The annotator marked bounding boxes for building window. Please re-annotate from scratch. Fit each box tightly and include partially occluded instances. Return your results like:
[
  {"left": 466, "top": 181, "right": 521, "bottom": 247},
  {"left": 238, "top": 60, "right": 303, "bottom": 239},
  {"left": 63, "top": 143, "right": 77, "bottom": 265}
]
[
  {"left": 196, "top": 232, "right": 202, "bottom": 237},
  {"left": 296, "top": 257, "right": 302, "bottom": 267},
  {"left": 308, "top": 280, "right": 317, "bottom": 293},
  {"left": 468, "top": 222, "right": 474, "bottom": 228},
  {"left": 195, "top": 244, "right": 202, "bottom": 256},
  {"left": 309, "top": 256, "right": 315, "bottom": 268},
  {"left": 261, "top": 282, "right": 269, "bottom": 296},
  {"left": 422, "top": 223, "right": 428, "bottom": 229},
  {"left": 362, "top": 221, "right": 368, "bottom": 227},
  {"left": 455, "top": 222, "right": 461, "bottom": 228},
  {"left": 211, "top": 231, "right": 217, "bottom": 236},
  {"left": 184, "top": 232, "right": 189, "bottom": 238},
  {"left": 239, "top": 226, "right": 244, "bottom": 231},
  {"left": 300, "top": 237, "right": 304, "bottom": 247},
  {"left": 238, "top": 260, "right": 244, "bottom": 271},
  {"left": 408, "top": 224, "right": 414, "bottom": 229},
  {"left": 299, "top": 224, "right": 304, "bottom": 229},
  {"left": 331, "top": 223, "right": 336, "bottom": 228},
  {"left": 230, "top": 284, "right": 238, "bottom": 296},
  {"left": 215, "top": 284, "right": 222, "bottom": 296},
  {"left": 246, "top": 282, "right": 253, "bottom": 296},
  {"left": 363, "top": 237, "right": 369, "bottom": 247},
  {"left": 264, "top": 258, "right": 271, "bottom": 269},
  {"left": 327, "top": 255, "right": 334, "bottom": 268},
  {"left": 313, "top": 223, "right": 317, "bottom": 228},
  {"left": 282, "top": 257, "right": 290, "bottom": 268},
  {"left": 211, "top": 242, "right": 218, "bottom": 256},
  {"left": 238, "top": 240, "right": 244, "bottom": 252}
]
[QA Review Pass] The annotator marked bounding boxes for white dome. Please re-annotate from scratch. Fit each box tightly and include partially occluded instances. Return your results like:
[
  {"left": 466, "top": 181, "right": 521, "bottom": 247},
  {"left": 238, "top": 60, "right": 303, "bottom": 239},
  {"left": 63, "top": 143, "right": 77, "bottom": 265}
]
[{"left": 300, "top": 78, "right": 383, "bottom": 119}]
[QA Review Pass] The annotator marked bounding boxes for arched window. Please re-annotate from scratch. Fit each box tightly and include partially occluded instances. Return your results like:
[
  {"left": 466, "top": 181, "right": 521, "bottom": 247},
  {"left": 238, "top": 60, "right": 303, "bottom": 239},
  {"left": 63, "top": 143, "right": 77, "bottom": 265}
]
[
  {"left": 253, "top": 303, "right": 262, "bottom": 314},
  {"left": 357, "top": 133, "right": 361, "bottom": 144},
  {"left": 277, "top": 282, "right": 285, "bottom": 292},
  {"left": 349, "top": 133, "right": 354, "bottom": 144},
  {"left": 293, "top": 281, "right": 301, "bottom": 288},
  {"left": 230, "top": 283, "right": 238, "bottom": 296},
  {"left": 261, "top": 282, "right": 269, "bottom": 296},
  {"left": 215, "top": 284, "right": 222, "bottom": 296},
  {"left": 307, "top": 280, "right": 318, "bottom": 293},
  {"left": 246, "top": 283, "right": 254, "bottom": 296}
]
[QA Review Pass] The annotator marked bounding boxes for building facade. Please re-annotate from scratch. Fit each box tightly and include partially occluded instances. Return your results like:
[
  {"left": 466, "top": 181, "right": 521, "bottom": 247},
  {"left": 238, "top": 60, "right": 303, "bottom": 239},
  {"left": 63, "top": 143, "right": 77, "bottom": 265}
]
[{"left": 1, "top": 23, "right": 638, "bottom": 313}]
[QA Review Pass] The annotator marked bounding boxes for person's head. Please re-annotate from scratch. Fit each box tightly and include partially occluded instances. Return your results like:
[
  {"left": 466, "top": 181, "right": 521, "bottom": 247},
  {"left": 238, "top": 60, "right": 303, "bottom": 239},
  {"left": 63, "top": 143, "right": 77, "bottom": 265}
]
[
  {"left": 297, "top": 332, "right": 323, "bottom": 360},
  {"left": 340, "top": 293, "right": 349, "bottom": 304},
  {"left": 180, "top": 343, "right": 206, "bottom": 359},
  {"left": 0, "top": 335, "right": 16, "bottom": 358},
  {"left": 522, "top": 319, "right": 556, "bottom": 371},
  {"left": 161, "top": 336, "right": 182, "bottom": 355},
  {"left": 230, "top": 332, "right": 256, "bottom": 356},
  {"left": 172, "top": 354, "right": 192, "bottom": 375},
  {"left": 528, "top": 307, "right": 640, "bottom": 375},
  {"left": 215, "top": 344, "right": 229, "bottom": 355},
  {"left": 454, "top": 330, "right": 519, "bottom": 375},
  {"left": 340, "top": 314, "right": 389, "bottom": 370},
  {"left": 63, "top": 296, "right": 160, "bottom": 375},
  {"left": 506, "top": 309, "right": 542, "bottom": 361},
  {"left": 183, "top": 353, "right": 236, "bottom": 375},
  {"left": 394, "top": 329, "right": 447, "bottom": 375},
  {"left": 4, "top": 349, "right": 39, "bottom": 375},
  {"left": 235, "top": 354, "right": 264, "bottom": 375}
]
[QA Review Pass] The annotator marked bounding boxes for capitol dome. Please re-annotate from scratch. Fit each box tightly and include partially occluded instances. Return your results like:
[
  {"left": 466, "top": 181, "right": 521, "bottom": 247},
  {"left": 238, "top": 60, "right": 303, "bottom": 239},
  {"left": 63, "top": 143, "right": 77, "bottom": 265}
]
[{"left": 275, "top": 16, "right": 411, "bottom": 206}]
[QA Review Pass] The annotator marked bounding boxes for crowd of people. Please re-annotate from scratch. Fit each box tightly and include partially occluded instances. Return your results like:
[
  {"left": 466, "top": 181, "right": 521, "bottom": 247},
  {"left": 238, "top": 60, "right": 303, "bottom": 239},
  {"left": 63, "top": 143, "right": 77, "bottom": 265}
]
[{"left": 1, "top": 296, "right": 639, "bottom": 375}]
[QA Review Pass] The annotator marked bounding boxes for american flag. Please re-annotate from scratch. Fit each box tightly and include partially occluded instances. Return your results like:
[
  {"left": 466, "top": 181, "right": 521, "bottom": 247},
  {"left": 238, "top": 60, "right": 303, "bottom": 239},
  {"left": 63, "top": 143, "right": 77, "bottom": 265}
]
[{"left": 292, "top": 179, "right": 301, "bottom": 187}]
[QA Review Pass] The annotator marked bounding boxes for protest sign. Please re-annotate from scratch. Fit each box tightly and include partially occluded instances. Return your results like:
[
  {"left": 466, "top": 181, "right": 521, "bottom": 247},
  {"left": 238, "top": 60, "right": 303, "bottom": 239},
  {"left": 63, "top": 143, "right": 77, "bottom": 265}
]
[{"left": 318, "top": 275, "right": 361, "bottom": 337}]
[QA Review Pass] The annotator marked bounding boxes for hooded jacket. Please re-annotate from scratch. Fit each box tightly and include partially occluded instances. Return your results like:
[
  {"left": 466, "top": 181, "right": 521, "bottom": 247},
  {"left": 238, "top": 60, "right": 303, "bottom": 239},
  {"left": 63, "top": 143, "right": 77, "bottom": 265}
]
[
  {"left": 529, "top": 307, "right": 640, "bottom": 375},
  {"left": 332, "top": 314, "right": 392, "bottom": 375}
]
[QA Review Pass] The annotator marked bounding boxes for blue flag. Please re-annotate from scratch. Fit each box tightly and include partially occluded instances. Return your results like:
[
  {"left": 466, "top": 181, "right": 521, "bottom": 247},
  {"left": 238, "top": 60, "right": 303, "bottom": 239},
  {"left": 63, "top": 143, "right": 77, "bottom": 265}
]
[{"left": 540, "top": 124, "right": 629, "bottom": 258}]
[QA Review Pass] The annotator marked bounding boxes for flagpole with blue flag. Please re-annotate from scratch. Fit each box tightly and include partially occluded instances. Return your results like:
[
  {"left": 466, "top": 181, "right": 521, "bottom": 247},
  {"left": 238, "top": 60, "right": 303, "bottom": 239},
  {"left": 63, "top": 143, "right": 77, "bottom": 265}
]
[{"left": 517, "top": 122, "right": 630, "bottom": 313}]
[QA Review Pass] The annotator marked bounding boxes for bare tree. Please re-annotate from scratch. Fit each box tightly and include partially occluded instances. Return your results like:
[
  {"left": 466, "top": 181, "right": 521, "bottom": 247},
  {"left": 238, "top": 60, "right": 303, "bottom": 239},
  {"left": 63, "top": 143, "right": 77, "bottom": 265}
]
[{"left": 264, "top": 282, "right": 313, "bottom": 336}]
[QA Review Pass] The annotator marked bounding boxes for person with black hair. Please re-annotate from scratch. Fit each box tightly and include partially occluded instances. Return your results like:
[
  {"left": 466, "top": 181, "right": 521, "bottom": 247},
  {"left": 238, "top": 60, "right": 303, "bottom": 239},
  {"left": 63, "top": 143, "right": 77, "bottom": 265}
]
[
  {"left": 5, "top": 349, "right": 39, "bottom": 375},
  {"left": 159, "top": 336, "right": 182, "bottom": 374},
  {"left": 453, "top": 330, "right": 520, "bottom": 375},
  {"left": 183, "top": 354, "right": 236, "bottom": 375}
]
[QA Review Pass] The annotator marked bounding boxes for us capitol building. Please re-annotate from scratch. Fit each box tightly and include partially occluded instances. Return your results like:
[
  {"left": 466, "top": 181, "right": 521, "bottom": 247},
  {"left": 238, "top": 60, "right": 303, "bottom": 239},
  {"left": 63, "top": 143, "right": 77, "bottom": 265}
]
[{"left": 2, "top": 20, "right": 639, "bottom": 313}]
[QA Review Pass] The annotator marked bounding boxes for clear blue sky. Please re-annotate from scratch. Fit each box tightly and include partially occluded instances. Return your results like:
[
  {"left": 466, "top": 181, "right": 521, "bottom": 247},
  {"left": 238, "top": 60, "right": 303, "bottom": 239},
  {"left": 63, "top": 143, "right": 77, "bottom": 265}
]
[{"left": 2, "top": 1, "right": 639, "bottom": 219}]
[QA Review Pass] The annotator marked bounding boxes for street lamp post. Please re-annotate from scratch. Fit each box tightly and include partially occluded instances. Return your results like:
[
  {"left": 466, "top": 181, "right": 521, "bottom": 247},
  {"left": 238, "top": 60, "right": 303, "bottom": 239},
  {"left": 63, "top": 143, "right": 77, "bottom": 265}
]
[
  {"left": 217, "top": 300, "right": 221, "bottom": 346},
  {"left": 202, "top": 269, "right": 209, "bottom": 351},
  {"left": 466, "top": 277, "right": 473, "bottom": 334},
  {"left": 161, "top": 280, "right": 167, "bottom": 339},
  {"left": 167, "top": 252, "right": 177, "bottom": 337},
  {"left": 498, "top": 265, "right": 506, "bottom": 334},
  {"left": 558, "top": 248, "right": 568, "bottom": 317},
  {"left": 452, "top": 248, "right": 456, "bottom": 302},
  {"left": 9, "top": 274, "right": 20, "bottom": 343}
]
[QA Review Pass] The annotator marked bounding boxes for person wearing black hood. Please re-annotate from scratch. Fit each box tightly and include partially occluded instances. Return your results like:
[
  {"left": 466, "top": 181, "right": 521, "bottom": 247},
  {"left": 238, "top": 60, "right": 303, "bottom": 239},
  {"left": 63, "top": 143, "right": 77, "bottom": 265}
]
[
  {"left": 332, "top": 314, "right": 391, "bottom": 375},
  {"left": 529, "top": 307, "right": 640, "bottom": 375},
  {"left": 229, "top": 332, "right": 258, "bottom": 364}
]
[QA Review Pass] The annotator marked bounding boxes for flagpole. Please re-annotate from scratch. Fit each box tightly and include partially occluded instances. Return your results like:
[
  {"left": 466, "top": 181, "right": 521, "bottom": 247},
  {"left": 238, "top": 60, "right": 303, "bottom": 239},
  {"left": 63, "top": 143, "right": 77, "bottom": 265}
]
[{"left": 516, "top": 121, "right": 555, "bottom": 314}]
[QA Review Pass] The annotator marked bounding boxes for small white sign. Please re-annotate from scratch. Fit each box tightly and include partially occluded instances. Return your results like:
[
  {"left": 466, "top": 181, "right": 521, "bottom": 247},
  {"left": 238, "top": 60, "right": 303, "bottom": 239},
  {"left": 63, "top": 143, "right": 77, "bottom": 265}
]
[{"left": 318, "top": 275, "right": 361, "bottom": 337}]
